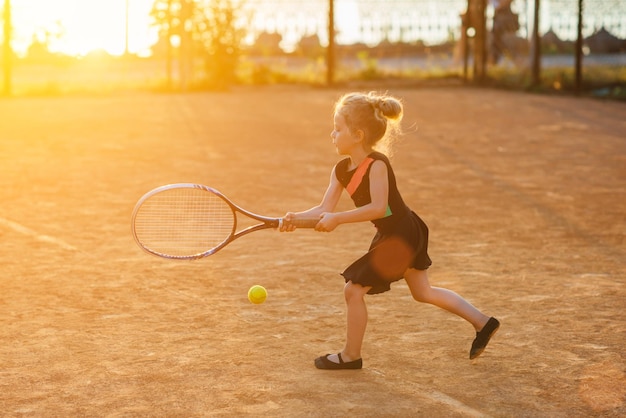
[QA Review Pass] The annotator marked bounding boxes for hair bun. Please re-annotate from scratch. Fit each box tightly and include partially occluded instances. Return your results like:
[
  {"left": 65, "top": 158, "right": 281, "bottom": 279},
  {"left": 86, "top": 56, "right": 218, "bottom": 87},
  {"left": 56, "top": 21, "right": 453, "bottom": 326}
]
[{"left": 377, "top": 97, "right": 403, "bottom": 121}]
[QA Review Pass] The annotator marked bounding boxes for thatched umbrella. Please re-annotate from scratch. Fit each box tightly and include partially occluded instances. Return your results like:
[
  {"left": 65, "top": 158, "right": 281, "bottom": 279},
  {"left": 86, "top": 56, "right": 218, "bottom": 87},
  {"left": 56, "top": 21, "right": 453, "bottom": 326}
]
[{"left": 584, "top": 27, "right": 625, "bottom": 54}]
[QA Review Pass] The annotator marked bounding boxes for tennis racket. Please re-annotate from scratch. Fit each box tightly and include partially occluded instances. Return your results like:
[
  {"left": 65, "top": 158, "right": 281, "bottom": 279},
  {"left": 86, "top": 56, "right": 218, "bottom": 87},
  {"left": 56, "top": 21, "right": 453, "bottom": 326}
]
[{"left": 131, "top": 183, "right": 319, "bottom": 260}]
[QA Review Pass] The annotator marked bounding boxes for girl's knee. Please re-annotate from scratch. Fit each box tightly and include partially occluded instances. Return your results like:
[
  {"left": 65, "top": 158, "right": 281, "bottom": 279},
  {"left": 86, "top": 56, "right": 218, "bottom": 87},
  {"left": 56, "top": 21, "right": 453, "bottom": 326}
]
[
  {"left": 411, "top": 288, "right": 431, "bottom": 303},
  {"left": 405, "top": 269, "right": 432, "bottom": 303},
  {"left": 344, "top": 281, "right": 369, "bottom": 302}
]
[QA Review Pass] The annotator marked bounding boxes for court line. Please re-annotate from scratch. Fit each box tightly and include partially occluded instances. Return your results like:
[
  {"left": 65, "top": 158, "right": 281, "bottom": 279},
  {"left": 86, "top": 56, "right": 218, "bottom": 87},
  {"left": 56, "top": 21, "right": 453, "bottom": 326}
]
[
  {"left": 423, "top": 389, "right": 490, "bottom": 417},
  {"left": 367, "top": 368, "right": 490, "bottom": 417},
  {"left": 0, "top": 216, "right": 77, "bottom": 251}
]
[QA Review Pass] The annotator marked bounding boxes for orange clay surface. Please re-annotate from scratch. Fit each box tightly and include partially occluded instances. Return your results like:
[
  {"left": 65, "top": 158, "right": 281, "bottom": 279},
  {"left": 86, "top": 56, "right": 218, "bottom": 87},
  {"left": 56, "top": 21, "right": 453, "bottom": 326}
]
[{"left": 0, "top": 86, "right": 624, "bottom": 417}]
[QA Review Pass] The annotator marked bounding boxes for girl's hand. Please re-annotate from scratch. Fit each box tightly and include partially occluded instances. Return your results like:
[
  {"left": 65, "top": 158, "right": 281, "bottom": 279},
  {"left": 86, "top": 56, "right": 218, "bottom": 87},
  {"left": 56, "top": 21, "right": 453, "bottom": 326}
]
[
  {"left": 315, "top": 212, "right": 340, "bottom": 232},
  {"left": 279, "top": 212, "right": 297, "bottom": 232}
]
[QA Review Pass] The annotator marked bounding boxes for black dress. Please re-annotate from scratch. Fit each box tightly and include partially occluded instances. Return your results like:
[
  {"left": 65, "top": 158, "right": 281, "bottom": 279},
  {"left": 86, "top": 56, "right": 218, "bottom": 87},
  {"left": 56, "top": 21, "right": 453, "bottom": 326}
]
[{"left": 335, "top": 151, "right": 432, "bottom": 295}]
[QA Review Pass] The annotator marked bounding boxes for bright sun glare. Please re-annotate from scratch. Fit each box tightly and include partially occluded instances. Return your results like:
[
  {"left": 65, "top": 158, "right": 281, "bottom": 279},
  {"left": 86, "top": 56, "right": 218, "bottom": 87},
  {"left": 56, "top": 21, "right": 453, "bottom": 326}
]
[{"left": 12, "top": 0, "right": 157, "bottom": 57}]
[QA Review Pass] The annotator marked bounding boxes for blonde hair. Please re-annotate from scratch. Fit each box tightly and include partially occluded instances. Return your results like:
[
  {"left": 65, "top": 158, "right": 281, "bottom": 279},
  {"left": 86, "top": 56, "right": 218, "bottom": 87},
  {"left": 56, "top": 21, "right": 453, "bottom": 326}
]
[{"left": 334, "top": 91, "right": 403, "bottom": 156}]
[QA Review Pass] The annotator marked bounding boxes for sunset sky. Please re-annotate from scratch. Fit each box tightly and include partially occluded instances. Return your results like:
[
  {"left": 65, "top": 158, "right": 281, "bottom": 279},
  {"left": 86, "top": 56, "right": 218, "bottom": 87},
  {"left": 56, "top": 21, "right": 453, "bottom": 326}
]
[
  {"left": 7, "top": 0, "right": 407, "bottom": 57},
  {"left": 7, "top": 0, "right": 624, "bottom": 58},
  {"left": 10, "top": 0, "right": 157, "bottom": 57}
]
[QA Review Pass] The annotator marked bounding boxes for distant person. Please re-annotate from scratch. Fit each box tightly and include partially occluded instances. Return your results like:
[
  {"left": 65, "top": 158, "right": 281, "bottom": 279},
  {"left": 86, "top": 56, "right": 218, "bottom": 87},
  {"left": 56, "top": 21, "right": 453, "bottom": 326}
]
[
  {"left": 491, "top": 0, "right": 520, "bottom": 63},
  {"left": 280, "top": 92, "right": 500, "bottom": 369}
]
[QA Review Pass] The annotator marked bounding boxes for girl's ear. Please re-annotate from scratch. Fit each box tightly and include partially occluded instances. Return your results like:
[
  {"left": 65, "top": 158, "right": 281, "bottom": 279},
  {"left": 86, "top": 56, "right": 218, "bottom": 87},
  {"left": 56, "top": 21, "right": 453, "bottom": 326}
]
[{"left": 353, "top": 129, "right": 365, "bottom": 143}]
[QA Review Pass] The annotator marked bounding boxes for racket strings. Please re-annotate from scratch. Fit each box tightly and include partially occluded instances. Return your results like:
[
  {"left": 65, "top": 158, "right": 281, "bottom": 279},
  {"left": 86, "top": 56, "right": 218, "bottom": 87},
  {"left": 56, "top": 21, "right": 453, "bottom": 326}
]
[{"left": 134, "top": 188, "right": 234, "bottom": 257}]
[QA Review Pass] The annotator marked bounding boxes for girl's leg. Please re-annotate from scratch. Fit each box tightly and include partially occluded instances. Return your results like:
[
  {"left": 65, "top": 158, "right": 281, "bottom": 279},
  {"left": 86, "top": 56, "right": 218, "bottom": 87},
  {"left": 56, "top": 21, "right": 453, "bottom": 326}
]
[
  {"left": 404, "top": 268, "right": 490, "bottom": 331},
  {"left": 325, "top": 281, "right": 371, "bottom": 364}
]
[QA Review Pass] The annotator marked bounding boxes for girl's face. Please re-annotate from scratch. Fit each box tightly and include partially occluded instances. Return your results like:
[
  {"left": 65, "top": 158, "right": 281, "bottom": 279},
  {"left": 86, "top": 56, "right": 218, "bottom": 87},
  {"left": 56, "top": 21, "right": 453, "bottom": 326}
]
[{"left": 331, "top": 113, "right": 361, "bottom": 155}]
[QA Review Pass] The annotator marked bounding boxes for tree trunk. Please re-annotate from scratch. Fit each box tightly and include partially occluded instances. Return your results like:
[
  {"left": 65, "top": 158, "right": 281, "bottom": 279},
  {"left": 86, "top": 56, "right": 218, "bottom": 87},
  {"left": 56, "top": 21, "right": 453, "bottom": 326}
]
[
  {"left": 531, "top": 0, "right": 541, "bottom": 87},
  {"left": 124, "top": 0, "right": 130, "bottom": 56},
  {"left": 575, "top": 0, "right": 583, "bottom": 91},
  {"left": 2, "top": 0, "right": 12, "bottom": 96},
  {"left": 326, "top": 0, "right": 334, "bottom": 85},
  {"left": 166, "top": 0, "right": 174, "bottom": 89}
]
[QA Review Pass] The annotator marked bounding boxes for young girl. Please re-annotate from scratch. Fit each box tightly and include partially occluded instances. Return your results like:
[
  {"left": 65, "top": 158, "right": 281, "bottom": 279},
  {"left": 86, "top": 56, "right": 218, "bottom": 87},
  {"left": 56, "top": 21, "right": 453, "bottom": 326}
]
[{"left": 280, "top": 92, "right": 499, "bottom": 370}]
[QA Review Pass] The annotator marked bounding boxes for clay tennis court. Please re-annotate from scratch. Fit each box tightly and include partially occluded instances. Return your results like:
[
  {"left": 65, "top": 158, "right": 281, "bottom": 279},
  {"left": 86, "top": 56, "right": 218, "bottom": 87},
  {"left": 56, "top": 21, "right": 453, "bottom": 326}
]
[{"left": 0, "top": 86, "right": 624, "bottom": 417}]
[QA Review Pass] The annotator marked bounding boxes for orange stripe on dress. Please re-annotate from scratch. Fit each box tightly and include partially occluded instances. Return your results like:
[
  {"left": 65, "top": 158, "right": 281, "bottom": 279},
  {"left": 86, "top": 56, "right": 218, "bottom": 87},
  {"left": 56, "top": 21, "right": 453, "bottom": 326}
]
[{"left": 345, "top": 157, "right": 375, "bottom": 196}]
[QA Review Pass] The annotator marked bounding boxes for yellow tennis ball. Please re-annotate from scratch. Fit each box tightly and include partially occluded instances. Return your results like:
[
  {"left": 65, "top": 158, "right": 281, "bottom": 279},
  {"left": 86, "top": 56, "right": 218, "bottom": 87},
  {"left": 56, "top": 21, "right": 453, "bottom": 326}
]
[{"left": 248, "top": 285, "right": 267, "bottom": 304}]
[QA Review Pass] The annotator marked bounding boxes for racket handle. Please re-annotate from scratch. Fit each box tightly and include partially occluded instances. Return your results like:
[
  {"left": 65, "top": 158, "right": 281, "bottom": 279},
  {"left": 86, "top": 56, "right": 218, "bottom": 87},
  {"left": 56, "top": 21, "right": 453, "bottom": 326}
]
[{"left": 279, "top": 217, "right": 319, "bottom": 229}]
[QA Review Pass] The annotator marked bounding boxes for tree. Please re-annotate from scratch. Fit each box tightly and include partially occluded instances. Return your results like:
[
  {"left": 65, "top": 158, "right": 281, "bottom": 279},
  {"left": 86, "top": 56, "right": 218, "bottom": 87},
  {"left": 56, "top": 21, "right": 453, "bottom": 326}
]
[
  {"left": 150, "top": 0, "right": 245, "bottom": 90},
  {"left": 197, "top": 0, "right": 244, "bottom": 89},
  {"left": 250, "top": 31, "right": 283, "bottom": 56},
  {"left": 297, "top": 34, "right": 323, "bottom": 57},
  {"left": 2, "top": 0, "right": 12, "bottom": 96},
  {"left": 150, "top": 0, "right": 188, "bottom": 89},
  {"left": 25, "top": 23, "right": 66, "bottom": 63},
  {"left": 460, "top": 0, "right": 488, "bottom": 82}
]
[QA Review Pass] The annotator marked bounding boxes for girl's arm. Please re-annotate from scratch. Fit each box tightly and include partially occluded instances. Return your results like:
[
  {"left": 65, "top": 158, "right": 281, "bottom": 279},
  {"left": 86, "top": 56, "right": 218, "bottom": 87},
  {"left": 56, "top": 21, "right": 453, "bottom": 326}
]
[
  {"left": 298, "top": 167, "right": 343, "bottom": 217},
  {"left": 316, "top": 160, "right": 389, "bottom": 232},
  {"left": 280, "top": 167, "right": 343, "bottom": 231}
]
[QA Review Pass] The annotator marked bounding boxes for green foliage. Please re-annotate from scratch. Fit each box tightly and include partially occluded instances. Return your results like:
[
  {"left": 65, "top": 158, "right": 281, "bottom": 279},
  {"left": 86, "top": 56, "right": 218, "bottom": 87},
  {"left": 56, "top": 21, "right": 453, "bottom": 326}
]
[
  {"left": 150, "top": 0, "right": 245, "bottom": 90},
  {"left": 486, "top": 64, "right": 626, "bottom": 99},
  {"left": 356, "top": 51, "right": 381, "bottom": 80},
  {"left": 198, "top": 0, "right": 244, "bottom": 89}
]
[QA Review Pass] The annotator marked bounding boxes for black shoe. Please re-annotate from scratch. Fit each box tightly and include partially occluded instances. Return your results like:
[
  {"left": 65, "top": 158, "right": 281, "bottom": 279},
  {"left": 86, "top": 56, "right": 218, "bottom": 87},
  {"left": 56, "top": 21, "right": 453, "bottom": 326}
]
[
  {"left": 470, "top": 317, "right": 500, "bottom": 359},
  {"left": 315, "top": 353, "right": 363, "bottom": 370}
]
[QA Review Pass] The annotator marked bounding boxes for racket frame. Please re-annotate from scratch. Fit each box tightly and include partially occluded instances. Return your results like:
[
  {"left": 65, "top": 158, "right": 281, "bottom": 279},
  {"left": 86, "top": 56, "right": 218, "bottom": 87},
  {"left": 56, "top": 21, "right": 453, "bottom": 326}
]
[{"left": 131, "top": 183, "right": 312, "bottom": 260}]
